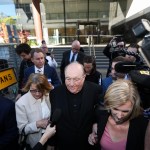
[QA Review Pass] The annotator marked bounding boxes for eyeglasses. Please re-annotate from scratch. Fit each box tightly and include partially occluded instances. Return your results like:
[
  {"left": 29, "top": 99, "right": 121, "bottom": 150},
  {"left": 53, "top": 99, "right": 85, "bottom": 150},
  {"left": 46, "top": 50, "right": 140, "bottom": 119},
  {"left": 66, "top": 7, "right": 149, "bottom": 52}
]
[
  {"left": 65, "top": 76, "right": 84, "bottom": 83},
  {"left": 30, "top": 89, "right": 42, "bottom": 94}
]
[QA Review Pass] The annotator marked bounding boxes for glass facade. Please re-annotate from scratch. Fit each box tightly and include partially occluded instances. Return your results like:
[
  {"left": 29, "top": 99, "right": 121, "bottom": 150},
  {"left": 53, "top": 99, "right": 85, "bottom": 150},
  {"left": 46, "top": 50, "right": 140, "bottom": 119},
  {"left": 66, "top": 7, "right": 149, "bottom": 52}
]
[
  {"left": 40, "top": 0, "right": 110, "bottom": 44},
  {"left": 18, "top": 0, "right": 109, "bottom": 45},
  {"left": 2, "top": 0, "right": 149, "bottom": 45},
  {"left": 0, "top": 0, "right": 110, "bottom": 45}
]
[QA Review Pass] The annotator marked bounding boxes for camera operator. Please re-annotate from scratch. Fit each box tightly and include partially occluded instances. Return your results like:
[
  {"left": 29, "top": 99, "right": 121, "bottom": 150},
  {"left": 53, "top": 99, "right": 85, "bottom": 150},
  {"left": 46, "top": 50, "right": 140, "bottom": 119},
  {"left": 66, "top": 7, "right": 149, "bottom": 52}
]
[
  {"left": 130, "top": 70, "right": 150, "bottom": 150},
  {"left": 132, "top": 70, "right": 150, "bottom": 150},
  {"left": 129, "top": 18, "right": 150, "bottom": 150},
  {"left": 115, "top": 61, "right": 150, "bottom": 109},
  {"left": 103, "top": 35, "right": 125, "bottom": 77},
  {"left": 114, "top": 63, "right": 150, "bottom": 150}
]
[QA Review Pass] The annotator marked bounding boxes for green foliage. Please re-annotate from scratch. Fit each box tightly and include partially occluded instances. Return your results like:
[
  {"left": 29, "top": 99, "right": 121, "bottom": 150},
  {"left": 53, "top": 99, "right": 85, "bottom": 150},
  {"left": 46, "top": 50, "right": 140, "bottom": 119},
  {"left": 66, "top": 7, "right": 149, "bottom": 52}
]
[
  {"left": 0, "top": 17, "right": 16, "bottom": 25},
  {"left": 27, "top": 39, "right": 38, "bottom": 46}
]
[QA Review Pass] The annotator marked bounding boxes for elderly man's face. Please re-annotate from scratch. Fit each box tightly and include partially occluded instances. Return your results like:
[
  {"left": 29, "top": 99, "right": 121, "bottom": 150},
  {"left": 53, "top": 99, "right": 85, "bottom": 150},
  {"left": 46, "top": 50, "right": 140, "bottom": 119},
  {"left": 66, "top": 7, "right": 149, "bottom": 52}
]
[
  {"left": 72, "top": 45, "right": 80, "bottom": 53},
  {"left": 65, "top": 63, "right": 85, "bottom": 94}
]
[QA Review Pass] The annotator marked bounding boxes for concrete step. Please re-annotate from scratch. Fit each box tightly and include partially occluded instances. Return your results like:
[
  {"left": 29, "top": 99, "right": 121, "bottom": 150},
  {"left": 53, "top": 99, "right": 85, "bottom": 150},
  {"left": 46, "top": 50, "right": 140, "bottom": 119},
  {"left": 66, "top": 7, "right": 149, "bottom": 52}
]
[{"left": 49, "top": 45, "right": 109, "bottom": 69}]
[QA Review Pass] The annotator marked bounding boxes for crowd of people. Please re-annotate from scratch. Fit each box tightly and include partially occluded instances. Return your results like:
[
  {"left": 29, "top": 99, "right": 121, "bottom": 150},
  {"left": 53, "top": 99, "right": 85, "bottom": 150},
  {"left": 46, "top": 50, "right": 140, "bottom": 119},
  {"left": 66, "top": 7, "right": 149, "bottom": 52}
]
[{"left": 0, "top": 38, "right": 150, "bottom": 150}]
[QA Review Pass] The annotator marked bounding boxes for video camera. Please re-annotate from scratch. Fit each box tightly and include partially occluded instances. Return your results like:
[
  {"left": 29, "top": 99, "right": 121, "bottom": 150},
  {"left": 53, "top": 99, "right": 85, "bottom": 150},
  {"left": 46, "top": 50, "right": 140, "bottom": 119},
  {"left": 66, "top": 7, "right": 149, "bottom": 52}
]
[
  {"left": 115, "top": 19, "right": 150, "bottom": 84},
  {"left": 132, "top": 19, "right": 150, "bottom": 67},
  {"left": 115, "top": 19, "right": 150, "bottom": 110},
  {"left": 108, "top": 35, "right": 127, "bottom": 60},
  {"left": 109, "top": 35, "right": 142, "bottom": 61}
]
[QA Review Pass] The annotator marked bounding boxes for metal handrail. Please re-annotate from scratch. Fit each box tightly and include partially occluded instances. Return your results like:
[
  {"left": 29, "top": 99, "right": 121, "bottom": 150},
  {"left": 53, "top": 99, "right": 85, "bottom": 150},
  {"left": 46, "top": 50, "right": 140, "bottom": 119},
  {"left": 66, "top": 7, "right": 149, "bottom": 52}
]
[{"left": 88, "top": 35, "right": 96, "bottom": 57}]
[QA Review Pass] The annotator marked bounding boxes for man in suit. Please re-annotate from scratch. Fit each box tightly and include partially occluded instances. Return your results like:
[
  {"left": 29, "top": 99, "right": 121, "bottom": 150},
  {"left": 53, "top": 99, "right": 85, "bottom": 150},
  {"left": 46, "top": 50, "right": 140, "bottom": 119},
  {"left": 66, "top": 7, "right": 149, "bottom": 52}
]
[
  {"left": 23, "top": 48, "right": 61, "bottom": 88},
  {"left": 50, "top": 62, "right": 101, "bottom": 150},
  {"left": 60, "top": 40, "right": 85, "bottom": 83},
  {"left": 0, "top": 96, "right": 19, "bottom": 149}
]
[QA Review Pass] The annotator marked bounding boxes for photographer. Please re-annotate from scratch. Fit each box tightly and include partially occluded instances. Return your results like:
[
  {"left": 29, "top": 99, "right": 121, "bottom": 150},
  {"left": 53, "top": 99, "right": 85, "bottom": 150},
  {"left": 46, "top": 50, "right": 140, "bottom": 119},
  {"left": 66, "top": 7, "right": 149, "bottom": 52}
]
[{"left": 103, "top": 35, "right": 125, "bottom": 77}]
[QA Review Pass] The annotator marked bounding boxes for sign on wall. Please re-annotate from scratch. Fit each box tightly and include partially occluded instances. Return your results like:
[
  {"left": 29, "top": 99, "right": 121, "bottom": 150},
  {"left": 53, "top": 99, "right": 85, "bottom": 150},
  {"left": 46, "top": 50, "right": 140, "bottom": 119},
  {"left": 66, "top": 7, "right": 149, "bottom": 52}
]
[{"left": 0, "top": 68, "right": 17, "bottom": 90}]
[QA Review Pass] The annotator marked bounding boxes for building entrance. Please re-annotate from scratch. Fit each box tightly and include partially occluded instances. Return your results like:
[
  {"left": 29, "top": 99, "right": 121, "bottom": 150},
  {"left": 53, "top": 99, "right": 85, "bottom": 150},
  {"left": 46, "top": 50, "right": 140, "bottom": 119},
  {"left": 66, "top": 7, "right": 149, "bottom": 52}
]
[{"left": 76, "top": 20, "right": 101, "bottom": 44}]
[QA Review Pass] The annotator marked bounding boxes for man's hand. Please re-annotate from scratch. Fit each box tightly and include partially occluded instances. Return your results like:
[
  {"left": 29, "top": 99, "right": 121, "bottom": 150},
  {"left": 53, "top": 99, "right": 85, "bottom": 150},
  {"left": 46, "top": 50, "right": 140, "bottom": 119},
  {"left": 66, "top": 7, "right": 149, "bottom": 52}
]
[{"left": 88, "top": 123, "right": 98, "bottom": 145}]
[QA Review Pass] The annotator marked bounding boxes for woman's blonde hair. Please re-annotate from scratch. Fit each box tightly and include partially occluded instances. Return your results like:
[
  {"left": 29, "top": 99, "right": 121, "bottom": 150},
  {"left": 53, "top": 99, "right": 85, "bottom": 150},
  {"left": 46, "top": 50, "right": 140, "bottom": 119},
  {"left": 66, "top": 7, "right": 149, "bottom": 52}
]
[
  {"left": 22, "top": 73, "right": 52, "bottom": 95},
  {"left": 104, "top": 79, "right": 143, "bottom": 119}
]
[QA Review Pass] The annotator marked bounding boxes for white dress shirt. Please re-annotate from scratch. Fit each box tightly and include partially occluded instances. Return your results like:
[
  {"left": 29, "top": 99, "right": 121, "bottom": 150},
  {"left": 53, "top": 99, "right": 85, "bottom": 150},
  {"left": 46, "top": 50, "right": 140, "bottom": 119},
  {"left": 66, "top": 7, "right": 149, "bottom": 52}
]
[{"left": 35, "top": 66, "right": 44, "bottom": 74}]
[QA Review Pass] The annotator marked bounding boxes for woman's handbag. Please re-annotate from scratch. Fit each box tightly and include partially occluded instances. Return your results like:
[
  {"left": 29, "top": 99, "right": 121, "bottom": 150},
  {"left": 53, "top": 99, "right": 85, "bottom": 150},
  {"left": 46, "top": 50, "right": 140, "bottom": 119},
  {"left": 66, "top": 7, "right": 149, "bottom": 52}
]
[{"left": 18, "top": 126, "right": 28, "bottom": 150}]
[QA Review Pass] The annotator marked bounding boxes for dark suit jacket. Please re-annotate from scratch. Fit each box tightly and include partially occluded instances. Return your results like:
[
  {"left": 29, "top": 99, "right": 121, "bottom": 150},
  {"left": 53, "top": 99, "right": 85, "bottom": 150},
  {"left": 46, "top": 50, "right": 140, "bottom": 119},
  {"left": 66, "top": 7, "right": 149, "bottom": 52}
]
[
  {"left": 32, "top": 142, "right": 43, "bottom": 150},
  {"left": 18, "top": 59, "right": 34, "bottom": 94},
  {"left": 0, "top": 96, "right": 19, "bottom": 150},
  {"left": 96, "top": 110, "right": 148, "bottom": 150},
  {"left": 23, "top": 65, "right": 61, "bottom": 88},
  {"left": 60, "top": 50, "right": 85, "bottom": 83},
  {"left": 102, "top": 76, "right": 113, "bottom": 94},
  {"left": 50, "top": 81, "right": 102, "bottom": 150}
]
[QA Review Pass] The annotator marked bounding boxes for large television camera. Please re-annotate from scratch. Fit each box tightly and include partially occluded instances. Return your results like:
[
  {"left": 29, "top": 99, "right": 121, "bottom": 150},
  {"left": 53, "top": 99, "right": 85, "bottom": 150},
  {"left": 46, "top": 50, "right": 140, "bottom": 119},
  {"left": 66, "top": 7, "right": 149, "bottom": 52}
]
[
  {"left": 132, "top": 19, "right": 150, "bottom": 67},
  {"left": 132, "top": 19, "right": 150, "bottom": 117},
  {"left": 115, "top": 19, "right": 150, "bottom": 87}
]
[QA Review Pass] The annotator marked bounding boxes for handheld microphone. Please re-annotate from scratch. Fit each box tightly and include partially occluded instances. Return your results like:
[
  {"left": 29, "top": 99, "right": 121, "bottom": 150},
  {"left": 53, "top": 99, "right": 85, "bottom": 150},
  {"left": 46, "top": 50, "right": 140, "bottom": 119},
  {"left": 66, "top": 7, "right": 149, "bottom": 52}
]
[
  {"left": 115, "top": 61, "right": 140, "bottom": 73},
  {"left": 50, "top": 109, "right": 61, "bottom": 127}
]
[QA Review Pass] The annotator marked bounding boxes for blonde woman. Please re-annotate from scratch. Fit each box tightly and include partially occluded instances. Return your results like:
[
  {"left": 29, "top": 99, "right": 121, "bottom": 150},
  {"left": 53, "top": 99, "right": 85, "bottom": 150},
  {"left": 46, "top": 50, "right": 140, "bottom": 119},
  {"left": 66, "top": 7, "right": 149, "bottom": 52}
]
[
  {"left": 88, "top": 79, "right": 148, "bottom": 150},
  {"left": 16, "top": 73, "right": 53, "bottom": 149}
]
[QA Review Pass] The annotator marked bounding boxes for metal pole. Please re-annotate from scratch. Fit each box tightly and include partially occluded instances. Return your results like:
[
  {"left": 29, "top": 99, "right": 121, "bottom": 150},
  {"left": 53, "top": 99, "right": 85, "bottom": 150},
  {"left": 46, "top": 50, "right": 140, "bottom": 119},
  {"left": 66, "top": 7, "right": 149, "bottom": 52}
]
[
  {"left": 32, "top": 0, "right": 43, "bottom": 45},
  {"left": 87, "top": 0, "right": 89, "bottom": 22},
  {"left": 63, "top": 0, "right": 67, "bottom": 44}
]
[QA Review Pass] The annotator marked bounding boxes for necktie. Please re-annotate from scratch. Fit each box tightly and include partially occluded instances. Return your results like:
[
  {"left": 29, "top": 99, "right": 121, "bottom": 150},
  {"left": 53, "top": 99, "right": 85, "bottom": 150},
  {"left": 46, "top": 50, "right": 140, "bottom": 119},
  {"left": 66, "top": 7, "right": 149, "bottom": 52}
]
[
  {"left": 71, "top": 53, "right": 76, "bottom": 62},
  {"left": 37, "top": 69, "right": 42, "bottom": 74}
]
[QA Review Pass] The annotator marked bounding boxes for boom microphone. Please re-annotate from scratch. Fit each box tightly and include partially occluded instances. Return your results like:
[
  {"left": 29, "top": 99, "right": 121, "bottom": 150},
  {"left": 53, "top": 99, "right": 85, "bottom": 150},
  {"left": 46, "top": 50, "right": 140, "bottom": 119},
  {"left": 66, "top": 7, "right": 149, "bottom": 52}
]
[
  {"left": 115, "top": 61, "right": 141, "bottom": 73},
  {"left": 50, "top": 109, "right": 61, "bottom": 127}
]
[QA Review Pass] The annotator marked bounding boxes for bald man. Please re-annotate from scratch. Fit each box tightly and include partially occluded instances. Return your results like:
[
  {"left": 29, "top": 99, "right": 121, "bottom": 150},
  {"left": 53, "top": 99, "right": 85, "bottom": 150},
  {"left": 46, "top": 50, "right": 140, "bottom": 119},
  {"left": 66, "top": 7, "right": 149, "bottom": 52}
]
[
  {"left": 50, "top": 62, "right": 101, "bottom": 150},
  {"left": 60, "top": 40, "right": 85, "bottom": 83}
]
